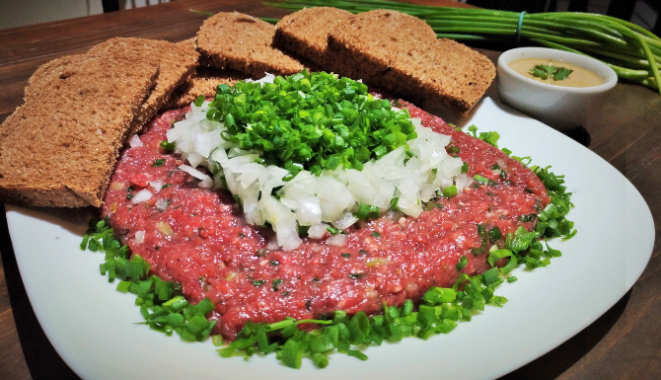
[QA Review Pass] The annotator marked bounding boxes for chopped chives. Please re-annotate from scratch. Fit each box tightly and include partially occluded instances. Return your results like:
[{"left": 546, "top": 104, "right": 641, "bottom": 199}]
[
  {"left": 152, "top": 159, "right": 166, "bottom": 167},
  {"left": 473, "top": 174, "right": 489, "bottom": 184},
  {"left": 160, "top": 141, "right": 176, "bottom": 150},
  {"left": 207, "top": 70, "right": 417, "bottom": 177},
  {"left": 443, "top": 185, "right": 458, "bottom": 198},
  {"left": 456, "top": 255, "right": 468, "bottom": 270},
  {"left": 194, "top": 94, "right": 206, "bottom": 107}
]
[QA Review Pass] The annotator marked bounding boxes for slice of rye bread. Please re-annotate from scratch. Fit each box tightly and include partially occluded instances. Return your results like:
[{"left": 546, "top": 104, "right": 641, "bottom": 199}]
[
  {"left": 274, "top": 7, "right": 353, "bottom": 74},
  {"left": 88, "top": 37, "right": 199, "bottom": 135},
  {"left": 163, "top": 66, "right": 249, "bottom": 110},
  {"left": 196, "top": 12, "right": 305, "bottom": 77},
  {"left": 0, "top": 53, "right": 159, "bottom": 208},
  {"left": 328, "top": 10, "right": 495, "bottom": 114}
]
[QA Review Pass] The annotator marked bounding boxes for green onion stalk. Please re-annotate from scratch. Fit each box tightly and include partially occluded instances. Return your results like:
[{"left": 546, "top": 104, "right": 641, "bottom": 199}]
[{"left": 264, "top": 0, "right": 661, "bottom": 94}]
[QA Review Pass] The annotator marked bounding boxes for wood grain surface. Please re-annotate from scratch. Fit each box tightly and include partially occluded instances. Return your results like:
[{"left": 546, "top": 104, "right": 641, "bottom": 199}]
[{"left": 0, "top": 1, "right": 659, "bottom": 379}]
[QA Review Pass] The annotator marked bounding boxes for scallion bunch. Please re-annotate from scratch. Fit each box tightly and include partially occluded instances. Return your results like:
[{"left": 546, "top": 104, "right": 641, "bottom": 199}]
[{"left": 265, "top": 0, "right": 661, "bottom": 94}]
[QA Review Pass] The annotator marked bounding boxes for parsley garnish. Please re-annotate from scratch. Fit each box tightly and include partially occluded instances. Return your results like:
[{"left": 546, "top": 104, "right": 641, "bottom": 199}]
[{"left": 529, "top": 64, "right": 573, "bottom": 81}]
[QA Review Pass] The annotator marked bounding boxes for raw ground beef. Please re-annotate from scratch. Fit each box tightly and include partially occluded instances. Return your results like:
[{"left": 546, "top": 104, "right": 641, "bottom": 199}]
[{"left": 101, "top": 100, "right": 549, "bottom": 339}]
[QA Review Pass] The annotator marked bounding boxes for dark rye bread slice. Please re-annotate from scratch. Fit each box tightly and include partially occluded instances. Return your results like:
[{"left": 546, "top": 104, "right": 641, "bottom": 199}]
[
  {"left": 328, "top": 10, "right": 495, "bottom": 114},
  {"left": 163, "top": 66, "right": 249, "bottom": 110},
  {"left": 196, "top": 12, "right": 305, "bottom": 77},
  {"left": 274, "top": 7, "right": 353, "bottom": 74},
  {"left": 88, "top": 38, "right": 199, "bottom": 135},
  {"left": 0, "top": 53, "right": 159, "bottom": 207}
]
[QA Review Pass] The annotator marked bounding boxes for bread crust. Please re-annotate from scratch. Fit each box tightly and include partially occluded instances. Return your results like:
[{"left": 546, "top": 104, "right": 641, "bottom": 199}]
[
  {"left": 196, "top": 12, "right": 304, "bottom": 76},
  {"left": 163, "top": 66, "right": 249, "bottom": 110},
  {"left": 88, "top": 38, "right": 199, "bottom": 135},
  {"left": 329, "top": 10, "right": 495, "bottom": 113},
  {"left": 0, "top": 53, "right": 159, "bottom": 207},
  {"left": 277, "top": 9, "right": 495, "bottom": 114},
  {"left": 274, "top": 7, "right": 352, "bottom": 74}
]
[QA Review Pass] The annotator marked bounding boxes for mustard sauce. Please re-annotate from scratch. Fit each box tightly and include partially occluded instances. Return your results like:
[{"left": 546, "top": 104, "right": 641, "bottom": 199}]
[{"left": 508, "top": 58, "right": 604, "bottom": 87}]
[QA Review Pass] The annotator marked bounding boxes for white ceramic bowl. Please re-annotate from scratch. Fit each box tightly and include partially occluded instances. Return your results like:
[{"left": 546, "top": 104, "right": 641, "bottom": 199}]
[{"left": 497, "top": 47, "right": 617, "bottom": 131}]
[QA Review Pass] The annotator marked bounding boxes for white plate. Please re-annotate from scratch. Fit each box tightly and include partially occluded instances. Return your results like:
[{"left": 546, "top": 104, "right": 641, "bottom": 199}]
[{"left": 7, "top": 97, "right": 654, "bottom": 380}]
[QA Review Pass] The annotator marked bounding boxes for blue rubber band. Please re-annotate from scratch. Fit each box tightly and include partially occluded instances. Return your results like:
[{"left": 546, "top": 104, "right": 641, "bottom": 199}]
[{"left": 516, "top": 11, "right": 527, "bottom": 46}]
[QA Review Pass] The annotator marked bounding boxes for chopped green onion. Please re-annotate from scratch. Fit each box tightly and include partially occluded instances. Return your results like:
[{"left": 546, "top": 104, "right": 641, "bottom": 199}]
[
  {"left": 152, "top": 159, "right": 166, "bottom": 167},
  {"left": 474, "top": 174, "right": 489, "bottom": 185},
  {"left": 160, "top": 141, "right": 176, "bottom": 150},
  {"left": 194, "top": 94, "right": 206, "bottom": 106},
  {"left": 443, "top": 185, "right": 458, "bottom": 198},
  {"left": 456, "top": 255, "right": 468, "bottom": 270}
]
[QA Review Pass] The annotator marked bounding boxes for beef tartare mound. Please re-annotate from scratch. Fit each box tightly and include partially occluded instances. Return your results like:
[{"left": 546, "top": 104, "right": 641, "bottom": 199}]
[{"left": 101, "top": 99, "right": 549, "bottom": 340}]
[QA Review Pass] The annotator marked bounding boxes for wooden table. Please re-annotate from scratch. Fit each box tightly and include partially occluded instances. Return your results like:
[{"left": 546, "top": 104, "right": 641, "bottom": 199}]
[{"left": 0, "top": 1, "right": 659, "bottom": 379}]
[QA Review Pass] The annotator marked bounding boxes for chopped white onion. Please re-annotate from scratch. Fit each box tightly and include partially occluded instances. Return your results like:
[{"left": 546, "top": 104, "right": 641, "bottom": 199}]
[
  {"left": 131, "top": 189, "right": 152, "bottom": 204},
  {"left": 327, "top": 234, "right": 347, "bottom": 246},
  {"left": 333, "top": 212, "right": 358, "bottom": 230},
  {"left": 134, "top": 230, "right": 145, "bottom": 244},
  {"left": 129, "top": 134, "right": 143, "bottom": 148},
  {"left": 178, "top": 164, "right": 213, "bottom": 188},
  {"left": 308, "top": 223, "right": 329, "bottom": 239},
  {"left": 155, "top": 199, "right": 169, "bottom": 211},
  {"left": 150, "top": 181, "right": 164, "bottom": 192}
]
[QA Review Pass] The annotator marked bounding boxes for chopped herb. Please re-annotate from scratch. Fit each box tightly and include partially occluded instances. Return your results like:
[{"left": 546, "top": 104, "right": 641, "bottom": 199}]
[
  {"left": 518, "top": 214, "right": 537, "bottom": 222},
  {"left": 327, "top": 226, "right": 345, "bottom": 235},
  {"left": 530, "top": 64, "right": 573, "bottom": 81},
  {"left": 160, "top": 141, "right": 176, "bottom": 150},
  {"left": 162, "top": 184, "right": 172, "bottom": 189},
  {"left": 126, "top": 193, "right": 133, "bottom": 200},
  {"left": 474, "top": 174, "right": 489, "bottom": 185},
  {"left": 529, "top": 64, "right": 556, "bottom": 80},
  {"left": 461, "top": 162, "right": 470, "bottom": 174},
  {"left": 371, "top": 231, "right": 381, "bottom": 237},
  {"left": 341, "top": 253, "right": 351, "bottom": 258},
  {"left": 507, "top": 276, "right": 518, "bottom": 283},
  {"left": 553, "top": 67, "right": 573, "bottom": 81},
  {"left": 443, "top": 185, "right": 458, "bottom": 198},
  {"left": 152, "top": 159, "right": 166, "bottom": 167},
  {"left": 471, "top": 224, "right": 489, "bottom": 255},
  {"left": 252, "top": 280, "right": 266, "bottom": 287},
  {"left": 194, "top": 94, "right": 206, "bottom": 106},
  {"left": 354, "top": 203, "right": 380, "bottom": 220},
  {"left": 456, "top": 255, "right": 468, "bottom": 270},
  {"left": 488, "top": 226, "right": 502, "bottom": 242},
  {"left": 349, "top": 273, "right": 363, "bottom": 280},
  {"left": 272, "top": 279, "right": 283, "bottom": 291},
  {"left": 207, "top": 71, "right": 417, "bottom": 178},
  {"left": 270, "top": 260, "right": 280, "bottom": 266},
  {"left": 359, "top": 250, "right": 368, "bottom": 255}
]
